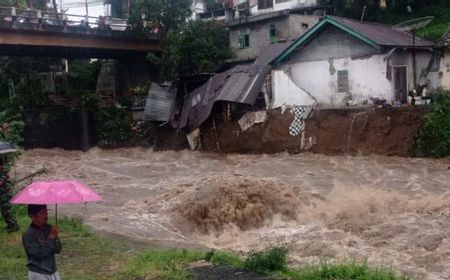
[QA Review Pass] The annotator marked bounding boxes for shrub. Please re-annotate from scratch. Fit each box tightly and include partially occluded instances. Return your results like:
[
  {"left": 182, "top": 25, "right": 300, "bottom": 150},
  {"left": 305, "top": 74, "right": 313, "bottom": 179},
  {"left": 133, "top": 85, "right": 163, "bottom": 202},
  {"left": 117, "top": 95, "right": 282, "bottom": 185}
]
[
  {"left": 94, "top": 104, "right": 133, "bottom": 147},
  {"left": 244, "top": 245, "right": 288, "bottom": 273},
  {"left": 417, "top": 90, "right": 450, "bottom": 157}
]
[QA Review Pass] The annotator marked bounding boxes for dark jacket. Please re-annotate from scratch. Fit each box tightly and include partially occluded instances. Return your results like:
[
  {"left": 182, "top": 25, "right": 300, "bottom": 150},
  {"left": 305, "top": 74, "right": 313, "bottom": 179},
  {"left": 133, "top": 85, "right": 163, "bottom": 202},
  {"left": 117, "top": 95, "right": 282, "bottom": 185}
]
[{"left": 22, "top": 223, "right": 62, "bottom": 274}]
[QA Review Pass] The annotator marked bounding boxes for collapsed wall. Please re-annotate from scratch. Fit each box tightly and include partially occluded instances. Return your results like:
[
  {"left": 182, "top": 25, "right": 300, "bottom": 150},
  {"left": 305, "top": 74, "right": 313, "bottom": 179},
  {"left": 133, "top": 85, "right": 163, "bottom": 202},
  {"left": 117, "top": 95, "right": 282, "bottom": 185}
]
[{"left": 152, "top": 106, "right": 427, "bottom": 156}]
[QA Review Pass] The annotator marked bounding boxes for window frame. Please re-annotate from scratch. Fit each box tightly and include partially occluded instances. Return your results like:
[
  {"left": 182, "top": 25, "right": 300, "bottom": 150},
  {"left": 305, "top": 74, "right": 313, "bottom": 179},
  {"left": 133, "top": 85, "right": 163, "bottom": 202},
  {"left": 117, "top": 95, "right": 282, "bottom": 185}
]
[
  {"left": 238, "top": 33, "right": 250, "bottom": 49},
  {"left": 337, "top": 70, "right": 349, "bottom": 92}
]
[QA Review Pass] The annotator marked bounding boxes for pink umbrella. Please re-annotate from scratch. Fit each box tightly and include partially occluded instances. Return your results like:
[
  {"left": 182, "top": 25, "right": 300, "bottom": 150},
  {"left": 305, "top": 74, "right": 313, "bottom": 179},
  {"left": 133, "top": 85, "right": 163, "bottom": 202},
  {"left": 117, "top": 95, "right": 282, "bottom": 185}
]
[{"left": 11, "top": 180, "right": 102, "bottom": 224}]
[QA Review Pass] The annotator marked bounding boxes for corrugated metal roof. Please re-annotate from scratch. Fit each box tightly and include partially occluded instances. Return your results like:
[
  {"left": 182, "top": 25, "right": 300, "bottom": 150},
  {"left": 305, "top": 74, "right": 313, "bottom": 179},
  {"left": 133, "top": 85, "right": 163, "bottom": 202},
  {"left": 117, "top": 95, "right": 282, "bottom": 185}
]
[
  {"left": 144, "top": 83, "right": 176, "bottom": 122},
  {"left": 255, "top": 41, "right": 294, "bottom": 65},
  {"left": 329, "top": 16, "right": 433, "bottom": 47},
  {"left": 179, "top": 64, "right": 270, "bottom": 129}
]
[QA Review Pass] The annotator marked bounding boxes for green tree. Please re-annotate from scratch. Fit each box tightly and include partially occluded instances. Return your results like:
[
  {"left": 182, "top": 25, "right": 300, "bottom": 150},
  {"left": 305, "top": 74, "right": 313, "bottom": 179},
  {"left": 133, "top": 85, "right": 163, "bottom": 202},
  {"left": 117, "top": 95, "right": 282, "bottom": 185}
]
[
  {"left": 147, "top": 20, "right": 231, "bottom": 80},
  {"left": 66, "top": 59, "right": 102, "bottom": 96},
  {"left": 319, "top": 0, "right": 380, "bottom": 21},
  {"left": 385, "top": 0, "right": 449, "bottom": 15},
  {"left": 0, "top": 57, "right": 51, "bottom": 109},
  {"left": 127, "top": 0, "right": 191, "bottom": 37}
]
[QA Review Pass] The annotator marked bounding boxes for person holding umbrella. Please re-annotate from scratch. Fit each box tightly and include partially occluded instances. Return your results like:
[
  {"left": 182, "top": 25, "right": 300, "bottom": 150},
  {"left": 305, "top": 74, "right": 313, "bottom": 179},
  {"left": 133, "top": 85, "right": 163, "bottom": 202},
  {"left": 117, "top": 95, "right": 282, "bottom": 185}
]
[
  {"left": 23, "top": 204, "right": 62, "bottom": 280},
  {"left": 0, "top": 155, "right": 19, "bottom": 233},
  {"left": 11, "top": 180, "right": 102, "bottom": 280},
  {"left": 11, "top": 179, "right": 102, "bottom": 279}
]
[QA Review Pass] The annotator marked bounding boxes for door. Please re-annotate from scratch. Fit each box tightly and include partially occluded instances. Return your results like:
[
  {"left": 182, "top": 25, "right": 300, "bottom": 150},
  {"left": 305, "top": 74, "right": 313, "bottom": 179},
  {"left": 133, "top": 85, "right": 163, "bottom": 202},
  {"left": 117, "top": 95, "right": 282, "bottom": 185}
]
[{"left": 393, "top": 66, "right": 407, "bottom": 103}]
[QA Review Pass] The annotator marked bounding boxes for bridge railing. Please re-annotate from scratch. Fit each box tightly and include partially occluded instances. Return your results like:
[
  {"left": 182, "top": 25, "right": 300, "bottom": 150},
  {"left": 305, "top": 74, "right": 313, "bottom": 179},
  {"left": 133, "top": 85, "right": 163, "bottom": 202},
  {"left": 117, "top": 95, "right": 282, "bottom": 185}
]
[{"left": 0, "top": 6, "right": 129, "bottom": 31}]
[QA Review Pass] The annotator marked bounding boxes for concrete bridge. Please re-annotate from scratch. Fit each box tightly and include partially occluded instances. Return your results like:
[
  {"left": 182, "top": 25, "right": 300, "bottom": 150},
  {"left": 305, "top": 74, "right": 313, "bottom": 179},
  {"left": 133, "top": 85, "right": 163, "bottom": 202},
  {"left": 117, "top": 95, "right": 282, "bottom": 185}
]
[{"left": 0, "top": 6, "right": 161, "bottom": 58}]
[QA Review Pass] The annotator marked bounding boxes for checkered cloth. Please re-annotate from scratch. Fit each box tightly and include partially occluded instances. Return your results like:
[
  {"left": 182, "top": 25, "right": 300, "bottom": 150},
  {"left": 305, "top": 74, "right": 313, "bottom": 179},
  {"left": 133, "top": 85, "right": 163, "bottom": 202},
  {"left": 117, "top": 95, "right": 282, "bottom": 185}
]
[{"left": 289, "top": 106, "right": 311, "bottom": 136}]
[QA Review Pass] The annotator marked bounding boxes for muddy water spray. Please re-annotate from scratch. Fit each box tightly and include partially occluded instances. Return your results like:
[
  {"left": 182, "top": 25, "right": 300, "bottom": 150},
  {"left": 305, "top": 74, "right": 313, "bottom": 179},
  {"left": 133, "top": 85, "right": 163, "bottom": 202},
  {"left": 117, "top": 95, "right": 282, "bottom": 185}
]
[{"left": 15, "top": 148, "right": 450, "bottom": 279}]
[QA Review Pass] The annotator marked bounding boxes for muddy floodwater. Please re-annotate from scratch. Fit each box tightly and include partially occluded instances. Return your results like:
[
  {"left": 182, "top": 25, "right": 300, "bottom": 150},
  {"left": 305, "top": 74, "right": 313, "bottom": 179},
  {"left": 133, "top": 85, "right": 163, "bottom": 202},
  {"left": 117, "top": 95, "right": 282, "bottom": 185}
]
[{"left": 14, "top": 148, "right": 450, "bottom": 279}]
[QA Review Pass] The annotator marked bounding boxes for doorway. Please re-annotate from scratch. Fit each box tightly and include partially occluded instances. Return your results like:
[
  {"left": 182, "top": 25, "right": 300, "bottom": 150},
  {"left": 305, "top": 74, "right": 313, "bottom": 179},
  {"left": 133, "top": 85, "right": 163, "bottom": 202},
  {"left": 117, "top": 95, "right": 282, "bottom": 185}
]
[{"left": 393, "top": 66, "right": 407, "bottom": 103}]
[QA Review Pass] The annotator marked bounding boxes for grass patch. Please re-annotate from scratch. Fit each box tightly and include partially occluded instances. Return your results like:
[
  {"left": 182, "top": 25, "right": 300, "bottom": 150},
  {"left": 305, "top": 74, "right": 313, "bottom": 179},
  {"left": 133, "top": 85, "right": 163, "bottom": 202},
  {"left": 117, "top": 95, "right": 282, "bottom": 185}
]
[
  {"left": 122, "top": 249, "right": 205, "bottom": 279},
  {"left": 205, "top": 249, "right": 243, "bottom": 268},
  {"left": 281, "top": 262, "right": 410, "bottom": 280},
  {"left": 415, "top": 6, "right": 450, "bottom": 42}
]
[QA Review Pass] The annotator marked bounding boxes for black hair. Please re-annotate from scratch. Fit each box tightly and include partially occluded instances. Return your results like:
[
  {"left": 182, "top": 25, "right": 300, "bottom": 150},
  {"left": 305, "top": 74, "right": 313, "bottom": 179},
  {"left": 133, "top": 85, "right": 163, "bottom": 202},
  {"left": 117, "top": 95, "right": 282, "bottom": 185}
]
[{"left": 27, "top": 204, "right": 47, "bottom": 216}]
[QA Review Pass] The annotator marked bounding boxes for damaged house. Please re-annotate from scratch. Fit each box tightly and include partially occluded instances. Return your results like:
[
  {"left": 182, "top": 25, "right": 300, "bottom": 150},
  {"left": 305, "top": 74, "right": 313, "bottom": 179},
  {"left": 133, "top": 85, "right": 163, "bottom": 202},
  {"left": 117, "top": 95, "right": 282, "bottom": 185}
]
[
  {"left": 270, "top": 16, "right": 439, "bottom": 107},
  {"left": 174, "top": 41, "right": 311, "bottom": 152},
  {"left": 178, "top": 64, "right": 271, "bottom": 149},
  {"left": 146, "top": 16, "right": 439, "bottom": 154}
]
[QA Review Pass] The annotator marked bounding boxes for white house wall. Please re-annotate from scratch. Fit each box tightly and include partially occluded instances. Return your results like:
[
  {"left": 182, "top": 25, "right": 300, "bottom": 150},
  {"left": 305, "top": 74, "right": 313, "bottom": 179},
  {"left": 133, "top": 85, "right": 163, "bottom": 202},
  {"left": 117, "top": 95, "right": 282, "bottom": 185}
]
[
  {"left": 271, "top": 69, "right": 315, "bottom": 108},
  {"left": 272, "top": 25, "right": 441, "bottom": 107},
  {"left": 390, "top": 49, "right": 441, "bottom": 90},
  {"left": 281, "top": 55, "right": 392, "bottom": 106},
  {"left": 442, "top": 49, "right": 450, "bottom": 91},
  {"left": 250, "top": 0, "right": 318, "bottom": 16}
]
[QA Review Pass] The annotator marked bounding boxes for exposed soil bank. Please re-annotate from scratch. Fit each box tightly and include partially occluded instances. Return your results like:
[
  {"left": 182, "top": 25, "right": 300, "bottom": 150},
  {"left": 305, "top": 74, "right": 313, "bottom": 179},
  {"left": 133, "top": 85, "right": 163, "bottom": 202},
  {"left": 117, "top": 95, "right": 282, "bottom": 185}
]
[
  {"left": 165, "top": 106, "right": 426, "bottom": 156},
  {"left": 305, "top": 106, "right": 427, "bottom": 156}
]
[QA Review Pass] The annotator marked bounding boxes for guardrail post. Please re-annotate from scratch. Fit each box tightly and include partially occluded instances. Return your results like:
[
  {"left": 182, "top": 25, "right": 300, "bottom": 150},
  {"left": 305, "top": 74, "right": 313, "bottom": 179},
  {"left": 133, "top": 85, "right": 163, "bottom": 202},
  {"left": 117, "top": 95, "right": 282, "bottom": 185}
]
[{"left": 11, "top": 7, "right": 16, "bottom": 21}]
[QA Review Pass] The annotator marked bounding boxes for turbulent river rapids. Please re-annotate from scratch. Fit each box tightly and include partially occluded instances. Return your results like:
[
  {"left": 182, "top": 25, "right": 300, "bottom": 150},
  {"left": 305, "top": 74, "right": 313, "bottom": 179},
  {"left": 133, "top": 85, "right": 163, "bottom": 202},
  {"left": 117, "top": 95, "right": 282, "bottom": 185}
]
[{"left": 14, "top": 148, "right": 450, "bottom": 279}]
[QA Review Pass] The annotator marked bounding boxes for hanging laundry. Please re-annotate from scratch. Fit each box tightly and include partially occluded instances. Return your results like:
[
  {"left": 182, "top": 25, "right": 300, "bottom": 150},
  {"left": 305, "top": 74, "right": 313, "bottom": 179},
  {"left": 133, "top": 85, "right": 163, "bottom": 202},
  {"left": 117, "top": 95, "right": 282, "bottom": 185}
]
[{"left": 289, "top": 106, "right": 312, "bottom": 136}]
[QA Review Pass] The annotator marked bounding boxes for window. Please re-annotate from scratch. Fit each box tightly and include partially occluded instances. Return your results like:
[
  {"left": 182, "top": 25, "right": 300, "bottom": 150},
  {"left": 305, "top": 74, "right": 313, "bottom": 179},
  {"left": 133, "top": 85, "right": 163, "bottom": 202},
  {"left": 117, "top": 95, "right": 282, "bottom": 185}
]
[
  {"left": 269, "top": 24, "right": 277, "bottom": 43},
  {"left": 275, "top": 0, "right": 290, "bottom": 3},
  {"left": 258, "top": 0, "right": 273, "bottom": 9},
  {"left": 238, "top": 33, "right": 250, "bottom": 48},
  {"left": 337, "top": 70, "right": 349, "bottom": 92}
]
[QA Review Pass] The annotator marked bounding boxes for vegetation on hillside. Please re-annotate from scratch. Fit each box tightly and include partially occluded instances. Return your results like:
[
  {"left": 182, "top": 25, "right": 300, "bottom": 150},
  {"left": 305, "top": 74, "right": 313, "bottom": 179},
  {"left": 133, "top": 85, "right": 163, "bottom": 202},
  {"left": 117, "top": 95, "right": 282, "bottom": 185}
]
[
  {"left": 147, "top": 19, "right": 231, "bottom": 80},
  {"left": 320, "top": 0, "right": 450, "bottom": 41},
  {"left": 127, "top": 0, "right": 192, "bottom": 37},
  {"left": 127, "top": 0, "right": 230, "bottom": 81},
  {"left": 417, "top": 91, "right": 450, "bottom": 157}
]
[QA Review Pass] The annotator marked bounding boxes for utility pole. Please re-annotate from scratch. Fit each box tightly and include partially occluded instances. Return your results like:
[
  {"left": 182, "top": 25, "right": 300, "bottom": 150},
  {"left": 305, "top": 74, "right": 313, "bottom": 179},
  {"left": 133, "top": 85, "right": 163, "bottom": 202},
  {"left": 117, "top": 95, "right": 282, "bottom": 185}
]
[{"left": 52, "top": 0, "right": 59, "bottom": 20}]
